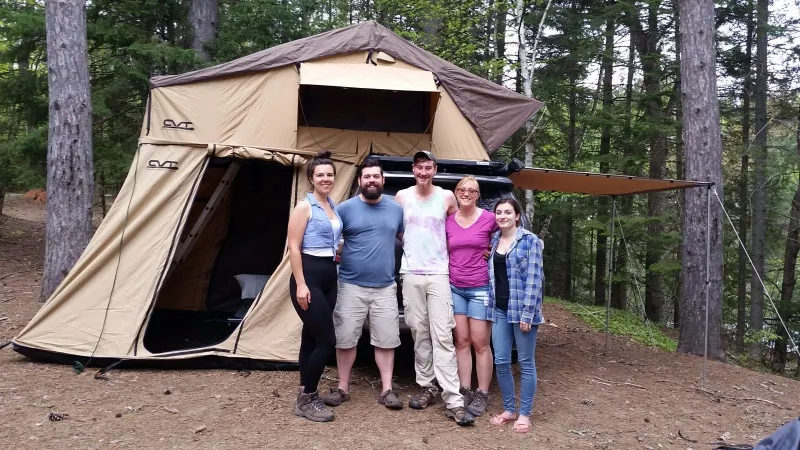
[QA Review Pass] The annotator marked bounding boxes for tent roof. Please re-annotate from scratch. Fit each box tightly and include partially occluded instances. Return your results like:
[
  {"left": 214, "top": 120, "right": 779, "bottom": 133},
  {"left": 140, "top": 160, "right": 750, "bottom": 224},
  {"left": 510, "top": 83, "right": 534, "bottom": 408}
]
[
  {"left": 508, "top": 168, "right": 711, "bottom": 196},
  {"left": 149, "top": 21, "right": 544, "bottom": 152}
]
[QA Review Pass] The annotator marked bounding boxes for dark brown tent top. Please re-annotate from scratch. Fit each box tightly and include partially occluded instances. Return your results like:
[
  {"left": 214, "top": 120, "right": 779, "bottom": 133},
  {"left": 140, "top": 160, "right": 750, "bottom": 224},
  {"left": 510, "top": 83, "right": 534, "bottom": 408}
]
[
  {"left": 509, "top": 167, "right": 712, "bottom": 196},
  {"left": 149, "top": 21, "right": 544, "bottom": 153}
]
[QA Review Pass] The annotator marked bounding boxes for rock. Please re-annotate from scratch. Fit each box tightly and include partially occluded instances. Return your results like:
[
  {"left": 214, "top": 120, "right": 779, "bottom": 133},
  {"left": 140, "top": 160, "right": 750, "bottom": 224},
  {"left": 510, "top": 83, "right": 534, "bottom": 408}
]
[
  {"left": 194, "top": 425, "right": 207, "bottom": 433},
  {"left": 644, "top": 417, "right": 650, "bottom": 423},
  {"left": 115, "top": 412, "right": 122, "bottom": 418},
  {"left": 164, "top": 389, "right": 171, "bottom": 395},
  {"left": 163, "top": 407, "right": 178, "bottom": 414}
]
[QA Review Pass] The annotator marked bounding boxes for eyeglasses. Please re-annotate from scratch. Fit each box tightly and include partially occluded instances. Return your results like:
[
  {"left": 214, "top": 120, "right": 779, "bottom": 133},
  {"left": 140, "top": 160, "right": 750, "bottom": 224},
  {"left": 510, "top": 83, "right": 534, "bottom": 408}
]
[{"left": 456, "top": 187, "right": 479, "bottom": 196}]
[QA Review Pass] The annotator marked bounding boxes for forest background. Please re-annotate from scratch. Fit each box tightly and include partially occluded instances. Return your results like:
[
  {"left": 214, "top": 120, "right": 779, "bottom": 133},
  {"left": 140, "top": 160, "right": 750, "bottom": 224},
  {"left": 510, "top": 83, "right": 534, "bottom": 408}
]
[{"left": 0, "top": 0, "right": 799, "bottom": 377}]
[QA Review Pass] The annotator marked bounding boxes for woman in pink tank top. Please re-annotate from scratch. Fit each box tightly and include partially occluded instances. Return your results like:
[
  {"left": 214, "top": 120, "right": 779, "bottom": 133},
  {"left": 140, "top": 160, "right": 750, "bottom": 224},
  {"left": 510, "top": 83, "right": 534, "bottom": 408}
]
[{"left": 445, "top": 176, "right": 499, "bottom": 418}]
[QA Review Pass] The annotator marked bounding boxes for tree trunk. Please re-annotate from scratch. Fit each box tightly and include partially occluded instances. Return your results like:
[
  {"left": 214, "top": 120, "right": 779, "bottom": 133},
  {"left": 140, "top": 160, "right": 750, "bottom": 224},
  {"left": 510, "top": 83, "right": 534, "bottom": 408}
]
[
  {"left": 41, "top": 0, "right": 94, "bottom": 303},
  {"left": 676, "top": 0, "right": 725, "bottom": 360},
  {"left": 611, "top": 38, "right": 636, "bottom": 310},
  {"left": 644, "top": 40, "right": 667, "bottom": 324},
  {"left": 749, "top": 0, "right": 768, "bottom": 360},
  {"left": 674, "top": 3, "right": 684, "bottom": 328},
  {"left": 493, "top": 4, "right": 507, "bottom": 85},
  {"left": 515, "top": 0, "right": 535, "bottom": 220},
  {"left": 0, "top": 185, "right": 5, "bottom": 216},
  {"left": 188, "top": 0, "right": 218, "bottom": 61},
  {"left": 736, "top": 4, "right": 754, "bottom": 353},
  {"left": 771, "top": 106, "right": 800, "bottom": 373},
  {"left": 595, "top": 13, "right": 614, "bottom": 307}
]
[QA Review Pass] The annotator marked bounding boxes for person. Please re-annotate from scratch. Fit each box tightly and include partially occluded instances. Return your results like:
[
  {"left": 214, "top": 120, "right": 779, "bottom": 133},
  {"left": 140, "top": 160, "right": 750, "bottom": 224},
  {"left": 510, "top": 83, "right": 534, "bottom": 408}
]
[
  {"left": 286, "top": 150, "right": 343, "bottom": 423},
  {"left": 445, "top": 176, "right": 499, "bottom": 417},
  {"left": 487, "top": 198, "right": 545, "bottom": 434},
  {"left": 395, "top": 150, "right": 475, "bottom": 426},
  {"left": 322, "top": 158, "right": 405, "bottom": 410}
]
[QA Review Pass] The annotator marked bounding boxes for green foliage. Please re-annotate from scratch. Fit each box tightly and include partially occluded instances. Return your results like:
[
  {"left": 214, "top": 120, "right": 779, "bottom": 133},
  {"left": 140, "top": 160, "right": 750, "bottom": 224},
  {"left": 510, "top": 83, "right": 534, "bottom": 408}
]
[{"left": 547, "top": 297, "right": 678, "bottom": 352}]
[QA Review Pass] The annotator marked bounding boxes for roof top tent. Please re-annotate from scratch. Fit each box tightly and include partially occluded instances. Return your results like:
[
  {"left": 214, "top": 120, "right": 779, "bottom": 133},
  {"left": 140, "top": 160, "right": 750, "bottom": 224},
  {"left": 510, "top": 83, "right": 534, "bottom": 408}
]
[{"left": 11, "top": 21, "right": 544, "bottom": 370}]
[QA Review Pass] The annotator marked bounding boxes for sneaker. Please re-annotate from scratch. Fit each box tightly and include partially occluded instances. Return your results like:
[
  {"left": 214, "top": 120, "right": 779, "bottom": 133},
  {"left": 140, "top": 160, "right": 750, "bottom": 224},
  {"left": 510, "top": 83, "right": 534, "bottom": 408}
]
[
  {"left": 322, "top": 388, "right": 350, "bottom": 407},
  {"left": 445, "top": 406, "right": 475, "bottom": 426},
  {"left": 408, "top": 386, "right": 437, "bottom": 410},
  {"left": 459, "top": 386, "right": 474, "bottom": 407},
  {"left": 466, "top": 390, "right": 488, "bottom": 417},
  {"left": 294, "top": 391, "right": 334, "bottom": 422}
]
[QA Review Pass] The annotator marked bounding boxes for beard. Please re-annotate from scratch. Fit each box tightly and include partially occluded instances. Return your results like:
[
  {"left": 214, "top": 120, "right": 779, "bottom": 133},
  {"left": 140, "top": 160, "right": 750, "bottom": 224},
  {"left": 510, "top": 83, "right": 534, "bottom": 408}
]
[{"left": 362, "top": 183, "right": 383, "bottom": 200}]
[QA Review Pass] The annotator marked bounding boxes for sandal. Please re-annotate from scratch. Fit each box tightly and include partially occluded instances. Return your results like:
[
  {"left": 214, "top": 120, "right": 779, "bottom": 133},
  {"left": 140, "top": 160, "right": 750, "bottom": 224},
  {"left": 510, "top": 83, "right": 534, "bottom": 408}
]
[
  {"left": 321, "top": 388, "right": 350, "bottom": 407},
  {"left": 490, "top": 412, "right": 517, "bottom": 426},
  {"left": 378, "top": 389, "right": 404, "bottom": 410},
  {"left": 513, "top": 419, "right": 531, "bottom": 434}
]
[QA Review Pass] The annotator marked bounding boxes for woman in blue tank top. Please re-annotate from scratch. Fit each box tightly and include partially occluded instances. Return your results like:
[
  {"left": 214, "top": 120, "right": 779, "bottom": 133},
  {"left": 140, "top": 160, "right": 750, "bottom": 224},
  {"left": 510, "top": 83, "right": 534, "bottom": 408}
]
[{"left": 286, "top": 150, "right": 343, "bottom": 423}]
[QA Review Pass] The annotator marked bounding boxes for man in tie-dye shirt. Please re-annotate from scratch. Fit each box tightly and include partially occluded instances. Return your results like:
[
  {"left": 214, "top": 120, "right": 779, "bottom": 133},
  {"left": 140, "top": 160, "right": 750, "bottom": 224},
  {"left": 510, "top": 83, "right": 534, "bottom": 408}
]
[{"left": 394, "top": 151, "right": 475, "bottom": 426}]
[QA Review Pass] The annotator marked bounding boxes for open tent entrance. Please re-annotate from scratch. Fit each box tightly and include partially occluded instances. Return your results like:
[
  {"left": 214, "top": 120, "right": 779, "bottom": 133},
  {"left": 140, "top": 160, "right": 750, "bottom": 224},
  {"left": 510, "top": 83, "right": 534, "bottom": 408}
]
[{"left": 142, "top": 157, "right": 294, "bottom": 354}]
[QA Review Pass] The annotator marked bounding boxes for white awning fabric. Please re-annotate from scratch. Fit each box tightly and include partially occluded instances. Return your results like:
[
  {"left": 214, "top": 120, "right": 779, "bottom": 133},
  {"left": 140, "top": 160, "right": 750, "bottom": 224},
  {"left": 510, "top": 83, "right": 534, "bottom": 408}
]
[{"left": 299, "top": 62, "right": 439, "bottom": 93}]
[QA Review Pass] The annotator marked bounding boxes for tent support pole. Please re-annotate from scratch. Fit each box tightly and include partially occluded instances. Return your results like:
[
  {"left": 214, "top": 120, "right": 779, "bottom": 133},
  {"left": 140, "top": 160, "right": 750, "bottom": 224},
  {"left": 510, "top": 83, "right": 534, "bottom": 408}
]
[
  {"left": 605, "top": 196, "right": 616, "bottom": 353},
  {"left": 702, "top": 185, "right": 711, "bottom": 386},
  {"left": 169, "top": 160, "right": 242, "bottom": 272}
]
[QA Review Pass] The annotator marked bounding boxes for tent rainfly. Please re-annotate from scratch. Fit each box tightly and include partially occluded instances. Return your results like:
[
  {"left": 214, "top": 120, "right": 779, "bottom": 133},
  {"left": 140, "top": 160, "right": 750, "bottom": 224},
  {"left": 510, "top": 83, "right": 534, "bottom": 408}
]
[{"left": 9, "top": 21, "right": 543, "bottom": 370}]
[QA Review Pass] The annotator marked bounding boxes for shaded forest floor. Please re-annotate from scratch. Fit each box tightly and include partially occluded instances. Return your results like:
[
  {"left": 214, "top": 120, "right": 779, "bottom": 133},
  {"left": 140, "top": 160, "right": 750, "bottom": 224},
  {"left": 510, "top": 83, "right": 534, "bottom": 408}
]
[{"left": 1, "top": 194, "right": 799, "bottom": 449}]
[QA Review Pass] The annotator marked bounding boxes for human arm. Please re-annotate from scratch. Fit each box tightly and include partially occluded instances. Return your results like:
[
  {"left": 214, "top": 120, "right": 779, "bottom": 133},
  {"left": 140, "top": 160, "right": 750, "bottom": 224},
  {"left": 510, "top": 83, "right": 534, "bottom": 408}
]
[
  {"left": 520, "top": 235, "right": 544, "bottom": 329},
  {"left": 287, "top": 201, "right": 311, "bottom": 309},
  {"left": 443, "top": 189, "right": 458, "bottom": 216}
]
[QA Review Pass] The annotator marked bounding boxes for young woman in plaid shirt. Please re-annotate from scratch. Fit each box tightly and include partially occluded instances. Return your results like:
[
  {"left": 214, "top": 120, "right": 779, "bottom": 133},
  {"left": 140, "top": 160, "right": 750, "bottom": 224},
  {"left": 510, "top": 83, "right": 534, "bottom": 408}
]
[{"left": 487, "top": 198, "right": 545, "bottom": 434}]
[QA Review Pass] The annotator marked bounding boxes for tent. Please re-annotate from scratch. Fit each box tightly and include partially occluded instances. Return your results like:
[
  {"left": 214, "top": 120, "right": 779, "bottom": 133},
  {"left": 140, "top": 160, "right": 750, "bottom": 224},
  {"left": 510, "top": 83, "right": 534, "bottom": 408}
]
[{"left": 10, "top": 21, "right": 543, "bottom": 370}]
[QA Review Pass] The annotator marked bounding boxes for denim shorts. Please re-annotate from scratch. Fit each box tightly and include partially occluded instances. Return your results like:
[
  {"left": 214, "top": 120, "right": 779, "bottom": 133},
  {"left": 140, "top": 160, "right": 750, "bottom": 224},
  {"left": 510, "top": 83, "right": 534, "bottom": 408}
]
[{"left": 451, "top": 284, "right": 491, "bottom": 321}]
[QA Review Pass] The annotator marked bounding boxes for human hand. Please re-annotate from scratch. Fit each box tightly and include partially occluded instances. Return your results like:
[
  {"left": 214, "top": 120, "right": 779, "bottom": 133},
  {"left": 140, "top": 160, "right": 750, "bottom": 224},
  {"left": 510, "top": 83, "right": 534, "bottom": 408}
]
[
  {"left": 297, "top": 284, "right": 311, "bottom": 310},
  {"left": 520, "top": 322, "right": 531, "bottom": 333},
  {"left": 482, "top": 243, "right": 492, "bottom": 261}
]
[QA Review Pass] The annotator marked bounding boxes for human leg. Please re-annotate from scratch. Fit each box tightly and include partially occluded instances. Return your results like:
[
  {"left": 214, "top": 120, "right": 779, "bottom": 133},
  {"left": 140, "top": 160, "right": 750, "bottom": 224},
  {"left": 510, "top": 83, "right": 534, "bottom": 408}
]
[
  {"left": 451, "top": 286, "right": 473, "bottom": 392},
  {"left": 402, "top": 274, "right": 436, "bottom": 391},
  {"left": 491, "top": 310, "right": 517, "bottom": 416},
  {"left": 426, "top": 276, "right": 474, "bottom": 425},
  {"left": 326, "top": 282, "right": 369, "bottom": 405},
  {"left": 366, "top": 284, "right": 403, "bottom": 409},
  {"left": 289, "top": 256, "right": 338, "bottom": 422},
  {"left": 515, "top": 324, "right": 539, "bottom": 422}
]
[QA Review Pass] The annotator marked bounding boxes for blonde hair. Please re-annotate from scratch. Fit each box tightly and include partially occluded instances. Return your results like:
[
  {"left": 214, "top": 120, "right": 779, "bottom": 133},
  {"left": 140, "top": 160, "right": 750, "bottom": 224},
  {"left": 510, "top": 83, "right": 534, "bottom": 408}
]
[{"left": 455, "top": 176, "right": 480, "bottom": 195}]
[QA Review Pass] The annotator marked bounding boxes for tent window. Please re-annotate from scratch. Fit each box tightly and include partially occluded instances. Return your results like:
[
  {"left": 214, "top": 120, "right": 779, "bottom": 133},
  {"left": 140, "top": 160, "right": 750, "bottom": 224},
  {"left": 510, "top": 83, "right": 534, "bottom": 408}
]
[{"left": 298, "top": 85, "right": 433, "bottom": 134}]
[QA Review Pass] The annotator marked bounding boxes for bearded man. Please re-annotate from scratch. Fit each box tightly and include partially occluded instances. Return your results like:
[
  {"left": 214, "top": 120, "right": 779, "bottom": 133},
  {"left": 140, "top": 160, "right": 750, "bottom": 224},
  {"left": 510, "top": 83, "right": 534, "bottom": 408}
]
[{"left": 321, "top": 157, "right": 406, "bottom": 410}]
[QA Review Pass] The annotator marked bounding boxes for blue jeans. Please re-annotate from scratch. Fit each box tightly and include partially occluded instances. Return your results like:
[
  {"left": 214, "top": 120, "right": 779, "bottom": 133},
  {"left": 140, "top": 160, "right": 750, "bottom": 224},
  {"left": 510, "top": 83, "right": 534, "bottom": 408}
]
[{"left": 492, "top": 308, "right": 538, "bottom": 416}]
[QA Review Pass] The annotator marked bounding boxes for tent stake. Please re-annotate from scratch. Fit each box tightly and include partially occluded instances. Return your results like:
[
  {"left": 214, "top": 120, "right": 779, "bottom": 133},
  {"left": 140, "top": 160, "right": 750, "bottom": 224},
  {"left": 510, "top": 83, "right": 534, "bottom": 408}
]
[
  {"left": 702, "top": 185, "right": 711, "bottom": 386},
  {"left": 605, "top": 196, "right": 616, "bottom": 353}
]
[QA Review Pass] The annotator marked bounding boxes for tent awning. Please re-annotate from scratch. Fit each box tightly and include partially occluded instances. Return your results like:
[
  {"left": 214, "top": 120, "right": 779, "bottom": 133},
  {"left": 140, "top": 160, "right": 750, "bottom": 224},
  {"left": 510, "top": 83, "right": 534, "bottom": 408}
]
[
  {"left": 299, "top": 62, "right": 439, "bottom": 93},
  {"left": 509, "top": 168, "right": 711, "bottom": 196}
]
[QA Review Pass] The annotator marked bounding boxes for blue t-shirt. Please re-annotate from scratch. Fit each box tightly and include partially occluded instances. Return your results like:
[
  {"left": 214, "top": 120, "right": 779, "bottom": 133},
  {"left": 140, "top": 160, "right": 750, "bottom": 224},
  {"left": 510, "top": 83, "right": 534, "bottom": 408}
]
[{"left": 338, "top": 195, "right": 404, "bottom": 288}]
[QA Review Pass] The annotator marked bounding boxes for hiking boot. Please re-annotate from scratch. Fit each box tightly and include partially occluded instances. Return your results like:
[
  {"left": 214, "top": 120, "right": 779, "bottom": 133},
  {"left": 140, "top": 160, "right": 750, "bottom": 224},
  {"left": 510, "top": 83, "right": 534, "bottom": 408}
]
[
  {"left": 408, "top": 386, "right": 437, "bottom": 410},
  {"left": 294, "top": 391, "right": 334, "bottom": 422},
  {"left": 322, "top": 388, "right": 350, "bottom": 407},
  {"left": 378, "top": 389, "right": 404, "bottom": 410},
  {"left": 466, "top": 390, "right": 488, "bottom": 417},
  {"left": 445, "top": 406, "right": 475, "bottom": 426},
  {"left": 459, "top": 386, "right": 474, "bottom": 407}
]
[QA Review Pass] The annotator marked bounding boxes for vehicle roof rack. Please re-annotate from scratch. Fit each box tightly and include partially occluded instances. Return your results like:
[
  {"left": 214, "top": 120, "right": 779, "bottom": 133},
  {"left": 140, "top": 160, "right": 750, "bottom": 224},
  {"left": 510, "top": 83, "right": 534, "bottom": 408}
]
[{"left": 368, "top": 154, "right": 510, "bottom": 177}]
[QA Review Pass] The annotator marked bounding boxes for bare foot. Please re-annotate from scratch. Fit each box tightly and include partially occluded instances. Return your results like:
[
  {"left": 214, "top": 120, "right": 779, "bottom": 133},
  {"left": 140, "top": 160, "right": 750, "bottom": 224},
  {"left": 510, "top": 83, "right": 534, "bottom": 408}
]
[
  {"left": 513, "top": 415, "right": 531, "bottom": 434},
  {"left": 489, "top": 411, "right": 517, "bottom": 426}
]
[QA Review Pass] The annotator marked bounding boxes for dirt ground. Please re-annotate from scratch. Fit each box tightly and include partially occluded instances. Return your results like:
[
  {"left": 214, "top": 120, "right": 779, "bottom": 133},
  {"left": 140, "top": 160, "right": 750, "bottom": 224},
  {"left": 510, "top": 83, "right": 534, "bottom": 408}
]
[{"left": 1, "top": 193, "right": 799, "bottom": 450}]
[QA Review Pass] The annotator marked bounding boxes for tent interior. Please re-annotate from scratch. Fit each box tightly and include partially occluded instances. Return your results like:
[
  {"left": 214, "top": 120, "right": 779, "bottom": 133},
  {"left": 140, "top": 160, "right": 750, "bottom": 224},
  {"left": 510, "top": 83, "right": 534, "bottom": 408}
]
[{"left": 142, "top": 157, "right": 294, "bottom": 354}]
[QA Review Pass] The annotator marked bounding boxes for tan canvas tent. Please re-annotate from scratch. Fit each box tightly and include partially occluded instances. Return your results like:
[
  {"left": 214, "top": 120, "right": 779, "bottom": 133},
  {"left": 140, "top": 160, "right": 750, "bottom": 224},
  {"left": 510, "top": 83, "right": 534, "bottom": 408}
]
[{"left": 11, "top": 21, "right": 543, "bottom": 369}]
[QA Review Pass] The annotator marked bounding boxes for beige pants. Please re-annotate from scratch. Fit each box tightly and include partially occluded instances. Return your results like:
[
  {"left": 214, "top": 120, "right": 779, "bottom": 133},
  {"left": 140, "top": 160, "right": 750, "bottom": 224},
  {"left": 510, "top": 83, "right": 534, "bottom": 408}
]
[{"left": 401, "top": 273, "right": 464, "bottom": 409}]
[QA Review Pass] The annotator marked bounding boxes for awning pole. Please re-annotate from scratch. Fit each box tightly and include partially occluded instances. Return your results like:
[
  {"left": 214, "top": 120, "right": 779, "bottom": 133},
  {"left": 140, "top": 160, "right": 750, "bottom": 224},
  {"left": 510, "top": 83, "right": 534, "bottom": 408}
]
[
  {"left": 703, "top": 185, "right": 711, "bottom": 386},
  {"left": 605, "top": 196, "right": 616, "bottom": 353}
]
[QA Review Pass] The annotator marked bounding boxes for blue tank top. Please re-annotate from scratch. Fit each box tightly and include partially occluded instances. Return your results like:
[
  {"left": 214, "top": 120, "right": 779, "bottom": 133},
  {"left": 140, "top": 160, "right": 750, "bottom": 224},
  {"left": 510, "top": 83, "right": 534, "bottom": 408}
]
[{"left": 301, "top": 193, "right": 343, "bottom": 258}]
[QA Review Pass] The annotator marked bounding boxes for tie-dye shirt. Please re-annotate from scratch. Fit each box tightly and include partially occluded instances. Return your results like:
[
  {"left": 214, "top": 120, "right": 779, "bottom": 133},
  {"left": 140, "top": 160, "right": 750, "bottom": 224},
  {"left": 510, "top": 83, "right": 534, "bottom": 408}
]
[{"left": 399, "top": 186, "right": 449, "bottom": 275}]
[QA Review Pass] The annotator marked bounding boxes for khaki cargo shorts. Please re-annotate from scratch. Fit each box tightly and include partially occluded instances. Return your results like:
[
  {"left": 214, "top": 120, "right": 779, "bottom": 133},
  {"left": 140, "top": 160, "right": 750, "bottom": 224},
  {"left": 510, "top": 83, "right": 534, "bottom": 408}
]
[{"left": 333, "top": 281, "right": 401, "bottom": 349}]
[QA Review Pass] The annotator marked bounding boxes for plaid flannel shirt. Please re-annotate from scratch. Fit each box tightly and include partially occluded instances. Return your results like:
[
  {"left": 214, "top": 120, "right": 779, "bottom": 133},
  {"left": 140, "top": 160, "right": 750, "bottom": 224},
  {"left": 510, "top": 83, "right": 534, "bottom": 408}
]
[{"left": 487, "top": 227, "right": 545, "bottom": 325}]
